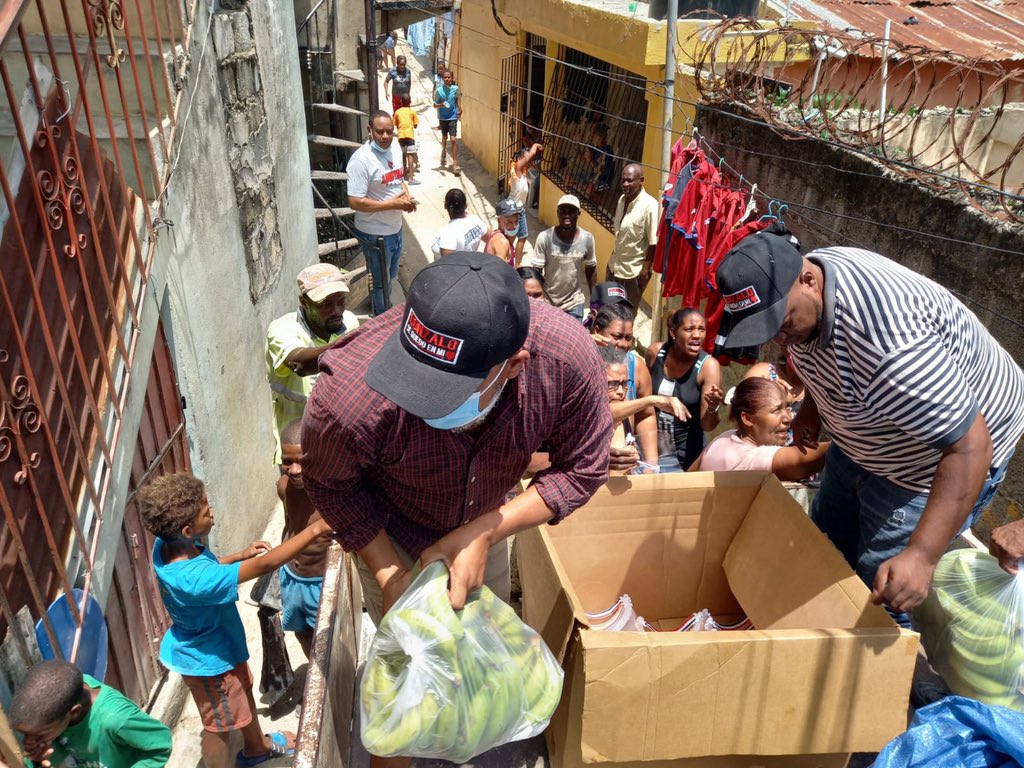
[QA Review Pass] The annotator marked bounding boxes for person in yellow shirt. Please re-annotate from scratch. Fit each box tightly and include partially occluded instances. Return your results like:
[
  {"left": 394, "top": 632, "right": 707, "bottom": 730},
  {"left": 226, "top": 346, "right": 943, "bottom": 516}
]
[
  {"left": 393, "top": 94, "right": 420, "bottom": 185},
  {"left": 265, "top": 264, "right": 359, "bottom": 463}
]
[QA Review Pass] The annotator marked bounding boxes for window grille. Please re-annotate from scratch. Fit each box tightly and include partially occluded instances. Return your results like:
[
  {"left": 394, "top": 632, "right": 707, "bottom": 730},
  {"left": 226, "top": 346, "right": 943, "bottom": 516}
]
[{"left": 541, "top": 47, "right": 649, "bottom": 230}]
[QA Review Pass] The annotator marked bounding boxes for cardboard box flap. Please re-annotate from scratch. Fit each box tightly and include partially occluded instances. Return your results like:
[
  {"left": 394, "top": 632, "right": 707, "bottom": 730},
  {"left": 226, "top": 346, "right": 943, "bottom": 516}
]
[
  {"left": 517, "top": 525, "right": 583, "bottom": 664},
  {"left": 723, "top": 475, "right": 895, "bottom": 630},
  {"left": 576, "top": 628, "right": 917, "bottom": 760}
]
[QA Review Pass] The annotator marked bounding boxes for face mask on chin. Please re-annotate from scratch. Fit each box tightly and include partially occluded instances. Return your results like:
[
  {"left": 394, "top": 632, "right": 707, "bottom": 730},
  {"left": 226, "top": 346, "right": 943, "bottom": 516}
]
[
  {"left": 423, "top": 362, "right": 508, "bottom": 431},
  {"left": 370, "top": 139, "right": 390, "bottom": 154},
  {"left": 502, "top": 228, "right": 519, "bottom": 237}
]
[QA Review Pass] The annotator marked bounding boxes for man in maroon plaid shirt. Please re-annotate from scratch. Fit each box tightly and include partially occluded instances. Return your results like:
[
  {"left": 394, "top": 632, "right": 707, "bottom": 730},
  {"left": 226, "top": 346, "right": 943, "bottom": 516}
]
[{"left": 301, "top": 252, "right": 611, "bottom": 632}]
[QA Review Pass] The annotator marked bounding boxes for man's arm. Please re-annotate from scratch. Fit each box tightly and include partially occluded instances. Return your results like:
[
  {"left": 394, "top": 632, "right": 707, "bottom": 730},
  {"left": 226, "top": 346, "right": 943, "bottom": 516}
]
[
  {"left": 872, "top": 414, "right": 993, "bottom": 612},
  {"left": 638, "top": 243, "right": 657, "bottom": 292},
  {"left": 790, "top": 385, "right": 821, "bottom": 446},
  {"left": 357, "top": 528, "right": 412, "bottom": 615},
  {"left": 585, "top": 236, "right": 598, "bottom": 295},
  {"left": 281, "top": 345, "right": 331, "bottom": 377},
  {"left": 348, "top": 193, "right": 416, "bottom": 214}
]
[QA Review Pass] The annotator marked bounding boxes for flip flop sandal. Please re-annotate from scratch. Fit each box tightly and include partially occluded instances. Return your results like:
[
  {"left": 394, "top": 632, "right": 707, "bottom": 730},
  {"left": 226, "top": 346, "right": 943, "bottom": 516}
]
[
  {"left": 453, "top": 165, "right": 462, "bottom": 176},
  {"left": 236, "top": 731, "right": 295, "bottom": 767}
]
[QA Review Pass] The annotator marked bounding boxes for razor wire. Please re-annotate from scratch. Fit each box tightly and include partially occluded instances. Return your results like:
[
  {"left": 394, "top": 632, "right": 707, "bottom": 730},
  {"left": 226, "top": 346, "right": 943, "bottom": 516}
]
[{"left": 684, "top": 19, "right": 1024, "bottom": 224}]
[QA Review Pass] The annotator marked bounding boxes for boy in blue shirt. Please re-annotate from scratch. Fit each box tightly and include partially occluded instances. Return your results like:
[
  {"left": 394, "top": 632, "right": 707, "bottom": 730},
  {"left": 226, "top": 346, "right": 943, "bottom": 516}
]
[
  {"left": 140, "top": 473, "right": 331, "bottom": 768},
  {"left": 433, "top": 68, "right": 462, "bottom": 176}
]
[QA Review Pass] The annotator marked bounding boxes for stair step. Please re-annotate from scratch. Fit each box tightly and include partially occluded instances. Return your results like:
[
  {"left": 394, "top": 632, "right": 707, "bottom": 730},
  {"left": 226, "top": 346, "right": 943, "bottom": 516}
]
[
  {"left": 308, "top": 134, "right": 363, "bottom": 150},
  {"left": 311, "top": 170, "right": 349, "bottom": 181},
  {"left": 341, "top": 265, "right": 368, "bottom": 284},
  {"left": 312, "top": 102, "right": 367, "bottom": 117},
  {"left": 336, "top": 69, "right": 367, "bottom": 83},
  {"left": 318, "top": 237, "right": 359, "bottom": 256},
  {"left": 314, "top": 206, "right": 356, "bottom": 220}
]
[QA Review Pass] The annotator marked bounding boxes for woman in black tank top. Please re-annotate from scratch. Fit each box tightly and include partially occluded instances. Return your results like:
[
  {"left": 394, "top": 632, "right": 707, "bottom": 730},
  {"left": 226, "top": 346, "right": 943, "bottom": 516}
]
[{"left": 646, "top": 308, "right": 725, "bottom": 471}]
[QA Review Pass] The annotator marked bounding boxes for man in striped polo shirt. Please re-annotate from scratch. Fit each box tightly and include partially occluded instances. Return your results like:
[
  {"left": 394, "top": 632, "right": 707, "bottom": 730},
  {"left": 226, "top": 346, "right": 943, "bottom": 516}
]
[{"left": 717, "top": 232, "right": 1024, "bottom": 619}]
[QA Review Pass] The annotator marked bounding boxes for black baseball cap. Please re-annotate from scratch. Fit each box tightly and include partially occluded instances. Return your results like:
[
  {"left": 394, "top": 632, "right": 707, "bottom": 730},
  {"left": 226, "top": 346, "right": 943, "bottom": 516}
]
[
  {"left": 716, "top": 231, "right": 803, "bottom": 348},
  {"left": 590, "top": 281, "right": 633, "bottom": 310},
  {"left": 495, "top": 198, "right": 523, "bottom": 217},
  {"left": 364, "top": 251, "right": 531, "bottom": 419}
]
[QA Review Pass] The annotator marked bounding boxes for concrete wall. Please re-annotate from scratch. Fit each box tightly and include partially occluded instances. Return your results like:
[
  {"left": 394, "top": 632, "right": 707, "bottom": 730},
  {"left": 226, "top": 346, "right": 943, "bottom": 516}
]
[
  {"left": 697, "top": 103, "right": 1024, "bottom": 526},
  {"left": 151, "top": 0, "right": 316, "bottom": 556}
]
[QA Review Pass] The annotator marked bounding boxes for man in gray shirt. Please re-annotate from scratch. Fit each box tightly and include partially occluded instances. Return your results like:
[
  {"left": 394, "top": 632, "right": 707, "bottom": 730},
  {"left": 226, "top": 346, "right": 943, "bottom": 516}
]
[
  {"left": 347, "top": 111, "right": 418, "bottom": 315},
  {"left": 528, "top": 194, "right": 597, "bottom": 321}
]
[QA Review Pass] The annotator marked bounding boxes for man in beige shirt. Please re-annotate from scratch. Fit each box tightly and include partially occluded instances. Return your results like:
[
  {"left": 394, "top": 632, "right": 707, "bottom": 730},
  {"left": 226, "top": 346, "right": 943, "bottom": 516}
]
[{"left": 606, "top": 163, "right": 659, "bottom": 309}]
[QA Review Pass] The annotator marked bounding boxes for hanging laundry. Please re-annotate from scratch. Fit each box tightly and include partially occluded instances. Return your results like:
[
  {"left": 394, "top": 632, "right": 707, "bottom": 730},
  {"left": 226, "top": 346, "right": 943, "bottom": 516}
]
[{"left": 656, "top": 138, "right": 702, "bottom": 276}]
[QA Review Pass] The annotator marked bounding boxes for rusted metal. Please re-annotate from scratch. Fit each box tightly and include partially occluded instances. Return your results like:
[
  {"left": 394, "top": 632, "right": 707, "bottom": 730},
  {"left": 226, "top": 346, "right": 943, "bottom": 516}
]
[
  {"left": 778, "top": 0, "right": 1024, "bottom": 63},
  {"left": 687, "top": 20, "right": 1024, "bottom": 224},
  {"left": 0, "top": 0, "right": 195, "bottom": 702}
]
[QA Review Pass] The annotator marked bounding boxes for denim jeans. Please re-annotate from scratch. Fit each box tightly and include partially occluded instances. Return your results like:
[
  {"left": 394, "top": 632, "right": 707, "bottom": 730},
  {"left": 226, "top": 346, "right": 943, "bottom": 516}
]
[
  {"left": 811, "top": 444, "right": 1010, "bottom": 622},
  {"left": 565, "top": 304, "right": 585, "bottom": 322},
  {"left": 353, "top": 228, "right": 403, "bottom": 316}
]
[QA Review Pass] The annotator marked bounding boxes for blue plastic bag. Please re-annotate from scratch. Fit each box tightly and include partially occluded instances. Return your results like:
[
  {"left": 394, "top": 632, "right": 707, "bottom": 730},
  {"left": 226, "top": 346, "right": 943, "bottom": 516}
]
[{"left": 872, "top": 696, "right": 1024, "bottom": 768}]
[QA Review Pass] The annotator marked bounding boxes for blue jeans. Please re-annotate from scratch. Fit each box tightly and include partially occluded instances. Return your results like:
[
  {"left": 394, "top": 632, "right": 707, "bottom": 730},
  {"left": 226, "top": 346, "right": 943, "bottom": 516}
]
[
  {"left": 811, "top": 445, "right": 1009, "bottom": 622},
  {"left": 565, "top": 304, "right": 585, "bottom": 322},
  {"left": 354, "top": 228, "right": 403, "bottom": 316}
]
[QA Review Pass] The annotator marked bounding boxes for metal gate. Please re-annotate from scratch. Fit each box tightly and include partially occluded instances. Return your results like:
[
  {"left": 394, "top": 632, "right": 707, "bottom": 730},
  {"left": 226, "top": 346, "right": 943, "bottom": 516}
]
[
  {"left": 498, "top": 52, "right": 526, "bottom": 198},
  {"left": 0, "top": 0, "right": 190, "bottom": 705}
]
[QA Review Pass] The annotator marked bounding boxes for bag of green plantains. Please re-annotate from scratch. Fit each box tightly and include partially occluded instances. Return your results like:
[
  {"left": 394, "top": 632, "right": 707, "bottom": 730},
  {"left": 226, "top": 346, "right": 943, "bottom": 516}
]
[
  {"left": 913, "top": 548, "right": 1024, "bottom": 712},
  {"left": 359, "top": 560, "right": 564, "bottom": 762}
]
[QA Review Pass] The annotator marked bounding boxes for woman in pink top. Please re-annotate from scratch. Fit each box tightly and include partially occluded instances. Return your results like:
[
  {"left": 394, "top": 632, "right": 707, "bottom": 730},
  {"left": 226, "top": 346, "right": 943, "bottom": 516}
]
[{"left": 691, "top": 378, "right": 829, "bottom": 480}]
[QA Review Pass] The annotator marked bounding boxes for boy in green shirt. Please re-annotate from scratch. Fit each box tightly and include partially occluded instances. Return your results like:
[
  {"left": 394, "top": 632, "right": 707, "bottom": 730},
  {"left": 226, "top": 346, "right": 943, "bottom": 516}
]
[{"left": 10, "top": 660, "right": 172, "bottom": 768}]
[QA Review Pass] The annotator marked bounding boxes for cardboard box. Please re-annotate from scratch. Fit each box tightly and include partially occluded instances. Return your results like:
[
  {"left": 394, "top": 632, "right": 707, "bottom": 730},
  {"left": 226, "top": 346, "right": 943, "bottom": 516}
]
[{"left": 518, "top": 472, "right": 918, "bottom": 768}]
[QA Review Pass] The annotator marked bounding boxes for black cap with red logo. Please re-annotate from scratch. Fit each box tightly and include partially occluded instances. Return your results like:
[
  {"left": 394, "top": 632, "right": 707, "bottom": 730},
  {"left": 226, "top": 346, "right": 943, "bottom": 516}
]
[
  {"left": 364, "top": 251, "right": 531, "bottom": 418},
  {"left": 715, "top": 231, "right": 803, "bottom": 349}
]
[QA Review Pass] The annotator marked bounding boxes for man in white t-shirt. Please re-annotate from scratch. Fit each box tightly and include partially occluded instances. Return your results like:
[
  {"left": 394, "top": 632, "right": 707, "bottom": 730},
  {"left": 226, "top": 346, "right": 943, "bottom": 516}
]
[
  {"left": 347, "top": 111, "right": 418, "bottom": 315},
  {"left": 528, "top": 194, "right": 597, "bottom": 321}
]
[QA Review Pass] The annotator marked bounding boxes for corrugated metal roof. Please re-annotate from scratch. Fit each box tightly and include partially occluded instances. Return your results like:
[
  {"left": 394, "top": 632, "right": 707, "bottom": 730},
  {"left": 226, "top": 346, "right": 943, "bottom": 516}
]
[{"left": 776, "top": 0, "right": 1024, "bottom": 60}]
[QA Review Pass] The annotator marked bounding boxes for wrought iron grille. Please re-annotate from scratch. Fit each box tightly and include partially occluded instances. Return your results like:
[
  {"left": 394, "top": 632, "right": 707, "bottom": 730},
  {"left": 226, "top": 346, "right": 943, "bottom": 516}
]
[
  {"left": 0, "top": 0, "right": 191, "bottom": 700},
  {"left": 541, "top": 46, "right": 649, "bottom": 230}
]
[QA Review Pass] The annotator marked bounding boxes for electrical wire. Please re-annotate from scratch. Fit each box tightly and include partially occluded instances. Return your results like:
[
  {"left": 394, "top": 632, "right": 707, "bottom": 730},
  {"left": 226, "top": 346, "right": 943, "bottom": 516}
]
[
  {"left": 399, "top": 1, "right": 1024, "bottom": 206},
  {"left": 427, "top": 78, "right": 1024, "bottom": 257}
]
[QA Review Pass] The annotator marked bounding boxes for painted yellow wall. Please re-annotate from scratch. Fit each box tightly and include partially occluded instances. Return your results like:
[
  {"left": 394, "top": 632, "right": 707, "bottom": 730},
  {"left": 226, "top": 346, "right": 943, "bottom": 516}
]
[{"left": 456, "top": 0, "right": 519, "bottom": 178}]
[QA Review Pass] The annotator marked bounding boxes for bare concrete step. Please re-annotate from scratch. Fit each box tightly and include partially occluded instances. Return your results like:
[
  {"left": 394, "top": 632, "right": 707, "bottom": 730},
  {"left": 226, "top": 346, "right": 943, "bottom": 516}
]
[
  {"left": 314, "top": 206, "right": 356, "bottom": 220},
  {"left": 318, "top": 238, "right": 359, "bottom": 256},
  {"left": 336, "top": 69, "right": 367, "bottom": 83},
  {"left": 308, "top": 134, "right": 363, "bottom": 150},
  {"left": 312, "top": 102, "right": 367, "bottom": 117},
  {"left": 311, "top": 170, "right": 349, "bottom": 181}
]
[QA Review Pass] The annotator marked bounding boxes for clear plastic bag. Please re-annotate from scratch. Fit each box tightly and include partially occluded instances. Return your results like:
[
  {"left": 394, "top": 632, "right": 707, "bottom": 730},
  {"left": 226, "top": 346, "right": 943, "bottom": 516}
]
[
  {"left": 359, "top": 561, "right": 564, "bottom": 762},
  {"left": 912, "top": 549, "right": 1024, "bottom": 712}
]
